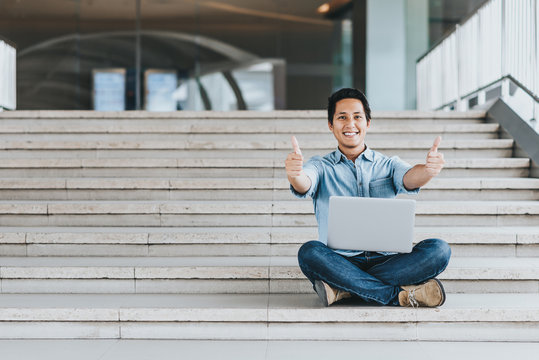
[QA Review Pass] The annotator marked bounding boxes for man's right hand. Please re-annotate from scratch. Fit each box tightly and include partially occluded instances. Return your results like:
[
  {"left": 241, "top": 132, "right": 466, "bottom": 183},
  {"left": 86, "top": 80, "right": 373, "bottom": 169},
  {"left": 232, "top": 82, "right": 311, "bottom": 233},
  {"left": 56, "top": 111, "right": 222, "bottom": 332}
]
[
  {"left": 285, "top": 136, "right": 312, "bottom": 194},
  {"left": 285, "top": 136, "right": 304, "bottom": 178}
]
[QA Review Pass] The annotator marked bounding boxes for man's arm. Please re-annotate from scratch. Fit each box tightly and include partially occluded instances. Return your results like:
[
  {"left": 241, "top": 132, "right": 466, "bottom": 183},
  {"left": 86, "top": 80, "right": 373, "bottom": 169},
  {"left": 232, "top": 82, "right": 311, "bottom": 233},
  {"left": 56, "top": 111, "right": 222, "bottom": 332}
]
[
  {"left": 403, "top": 136, "right": 445, "bottom": 190},
  {"left": 286, "top": 136, "right": 312, "bottom": 195}
]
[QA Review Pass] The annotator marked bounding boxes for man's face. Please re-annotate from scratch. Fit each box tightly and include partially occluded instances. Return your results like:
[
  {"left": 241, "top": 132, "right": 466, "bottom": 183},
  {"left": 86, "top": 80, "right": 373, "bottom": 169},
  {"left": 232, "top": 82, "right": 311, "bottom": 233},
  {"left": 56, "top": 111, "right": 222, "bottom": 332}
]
[{"left": 328, "top": 98, "right": 370, "bottom": 152}]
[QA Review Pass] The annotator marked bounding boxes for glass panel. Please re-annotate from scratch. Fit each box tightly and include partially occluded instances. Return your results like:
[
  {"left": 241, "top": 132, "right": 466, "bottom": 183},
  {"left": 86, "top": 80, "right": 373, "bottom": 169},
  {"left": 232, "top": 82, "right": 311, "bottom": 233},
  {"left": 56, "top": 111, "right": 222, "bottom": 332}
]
[
  {"left": 140, "top": 0, "right": 338, "bottom": 110},
  {"left": 232, "top": 62, "right": 277, "bottom": 111},
  {"left": 0, "top": 0, "right": 80, "bottom": 109},
  {"left": 144, "top": 69, "right": 178, "bottom": 111},
  {"left": 79, "top": 0, "right": 137, "bottom": 110},
  {"left": 199, "top": 72, "right": 237, "bottom": 111},
  {"left": 1, "top": 0, "right": 350, "bottom": 110}
]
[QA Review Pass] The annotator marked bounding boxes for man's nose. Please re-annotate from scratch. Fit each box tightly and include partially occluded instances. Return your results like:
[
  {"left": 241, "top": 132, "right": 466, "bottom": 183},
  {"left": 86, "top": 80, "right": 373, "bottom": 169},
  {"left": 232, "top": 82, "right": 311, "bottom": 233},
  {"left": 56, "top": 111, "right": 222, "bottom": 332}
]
[{"left": 344, "top": 116, "right": 355, "bottom": 125}]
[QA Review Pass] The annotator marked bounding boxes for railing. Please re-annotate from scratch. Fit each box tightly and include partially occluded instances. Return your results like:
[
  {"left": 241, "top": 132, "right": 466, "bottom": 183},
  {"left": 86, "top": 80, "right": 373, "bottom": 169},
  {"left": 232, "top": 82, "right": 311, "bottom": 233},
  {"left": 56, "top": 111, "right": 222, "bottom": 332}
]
[
  {"left": 0, "top": 37, "right": 16, "bottom": 110},
  {"left": 417, "top": 0, "right": 538, "bottom": 115}
]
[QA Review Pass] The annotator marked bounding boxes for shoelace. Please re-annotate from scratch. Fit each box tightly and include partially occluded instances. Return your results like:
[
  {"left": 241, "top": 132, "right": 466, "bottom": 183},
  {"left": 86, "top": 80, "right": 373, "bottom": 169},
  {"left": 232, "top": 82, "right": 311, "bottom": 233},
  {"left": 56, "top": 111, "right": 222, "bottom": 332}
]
[{"left": 408, "top": 288, "right": 419, "bottom": 308}]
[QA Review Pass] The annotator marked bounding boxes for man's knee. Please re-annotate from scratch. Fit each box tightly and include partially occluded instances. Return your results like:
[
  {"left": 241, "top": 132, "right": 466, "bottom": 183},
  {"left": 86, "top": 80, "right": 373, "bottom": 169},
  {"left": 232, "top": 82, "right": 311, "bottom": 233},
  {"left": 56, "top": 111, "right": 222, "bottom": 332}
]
[
  {"left": 298, "top": 240, "right": 325, "bottom": 260},
  {"left": 422, "top": 238, "right": 451, "bottom": 266},
  {"left": 297, "top": 241, "right": 328, "bottom": 282},
  {"left": 298, "top": 241, "right": 336, "bottom": 269}
]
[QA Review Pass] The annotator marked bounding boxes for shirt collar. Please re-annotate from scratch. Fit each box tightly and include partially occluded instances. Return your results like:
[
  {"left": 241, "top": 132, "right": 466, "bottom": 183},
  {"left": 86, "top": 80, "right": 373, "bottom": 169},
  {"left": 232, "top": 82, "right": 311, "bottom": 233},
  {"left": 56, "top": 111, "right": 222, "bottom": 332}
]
[{"left": 332, "top": 145, "right": 374, "bottom": 164}]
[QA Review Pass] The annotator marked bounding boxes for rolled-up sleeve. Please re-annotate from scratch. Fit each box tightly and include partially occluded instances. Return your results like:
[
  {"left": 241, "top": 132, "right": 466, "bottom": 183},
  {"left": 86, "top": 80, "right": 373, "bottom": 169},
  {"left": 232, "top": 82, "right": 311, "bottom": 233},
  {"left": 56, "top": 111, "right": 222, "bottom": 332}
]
[
  {"left": 391, "top": 156, "right": 420, "bottom": 195},
  {"left": 290, "top": 160, "right": 320, "bottom": 199}
]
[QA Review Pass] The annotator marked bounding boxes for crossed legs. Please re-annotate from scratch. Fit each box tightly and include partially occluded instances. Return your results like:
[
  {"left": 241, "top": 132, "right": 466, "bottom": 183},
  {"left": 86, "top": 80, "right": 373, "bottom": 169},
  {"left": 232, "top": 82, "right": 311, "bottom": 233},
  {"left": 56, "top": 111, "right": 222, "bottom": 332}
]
[{"left": 297, "top": 238, "right": 451, "bottom": 306}]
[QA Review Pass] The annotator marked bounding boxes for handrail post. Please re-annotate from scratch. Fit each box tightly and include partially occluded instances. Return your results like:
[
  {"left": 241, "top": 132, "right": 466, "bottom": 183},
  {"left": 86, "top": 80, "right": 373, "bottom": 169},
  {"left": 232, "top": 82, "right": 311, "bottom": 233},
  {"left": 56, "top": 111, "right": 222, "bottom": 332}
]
[
  {"left": 501, "top": 0, "right": 505, "bottom": 78},
  {"left": 0, "top": 39, "right": 17, "bottom": 110},
  {"left": 455, "top": 24, "right": 465, "bottom": 111}
]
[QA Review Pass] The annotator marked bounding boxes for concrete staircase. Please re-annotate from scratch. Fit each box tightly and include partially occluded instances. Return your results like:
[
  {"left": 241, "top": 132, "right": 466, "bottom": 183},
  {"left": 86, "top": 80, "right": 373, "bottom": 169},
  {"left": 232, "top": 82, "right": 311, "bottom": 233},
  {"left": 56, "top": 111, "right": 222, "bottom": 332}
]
[{"left": 0, "top": 110, "right": 538, "bottom": 344}]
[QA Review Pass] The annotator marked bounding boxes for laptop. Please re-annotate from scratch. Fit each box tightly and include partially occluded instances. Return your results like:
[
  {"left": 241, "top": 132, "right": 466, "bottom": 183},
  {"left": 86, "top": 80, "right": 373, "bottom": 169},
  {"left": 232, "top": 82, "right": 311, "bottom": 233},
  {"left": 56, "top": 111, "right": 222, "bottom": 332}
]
[{"left": 327, "top": 196, "right": 415, "bottom": 253}]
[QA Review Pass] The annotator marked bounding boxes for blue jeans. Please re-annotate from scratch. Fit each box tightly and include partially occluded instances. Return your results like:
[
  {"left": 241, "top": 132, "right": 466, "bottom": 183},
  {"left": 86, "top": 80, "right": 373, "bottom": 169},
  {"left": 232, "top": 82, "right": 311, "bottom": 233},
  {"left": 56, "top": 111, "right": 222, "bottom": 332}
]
[{"left": 297, "top": 239, "right": 451, "bottom": 306}]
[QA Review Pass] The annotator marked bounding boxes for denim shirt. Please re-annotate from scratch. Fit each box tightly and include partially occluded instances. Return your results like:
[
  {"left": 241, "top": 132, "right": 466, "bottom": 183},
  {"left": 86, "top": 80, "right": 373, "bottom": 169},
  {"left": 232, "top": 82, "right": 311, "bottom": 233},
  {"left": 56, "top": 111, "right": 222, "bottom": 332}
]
[{"left": 291, "top": 146, "right": 419, "bottom": 257}]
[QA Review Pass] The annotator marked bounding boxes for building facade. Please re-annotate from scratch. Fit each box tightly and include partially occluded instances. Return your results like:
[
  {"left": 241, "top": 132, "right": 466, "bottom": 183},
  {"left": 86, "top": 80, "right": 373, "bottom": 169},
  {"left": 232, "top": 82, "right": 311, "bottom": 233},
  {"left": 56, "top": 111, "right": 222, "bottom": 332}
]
[{"left": 0, "top": 0, "right": 485, "bottom": 111}]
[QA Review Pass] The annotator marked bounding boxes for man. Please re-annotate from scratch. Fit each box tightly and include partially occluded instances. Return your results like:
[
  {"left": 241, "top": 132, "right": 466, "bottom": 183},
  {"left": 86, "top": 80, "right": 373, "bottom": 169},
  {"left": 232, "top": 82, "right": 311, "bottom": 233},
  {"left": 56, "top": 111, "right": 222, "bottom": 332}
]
[{"left": 285, "top": 88, "right": 451, "bottom": 307}]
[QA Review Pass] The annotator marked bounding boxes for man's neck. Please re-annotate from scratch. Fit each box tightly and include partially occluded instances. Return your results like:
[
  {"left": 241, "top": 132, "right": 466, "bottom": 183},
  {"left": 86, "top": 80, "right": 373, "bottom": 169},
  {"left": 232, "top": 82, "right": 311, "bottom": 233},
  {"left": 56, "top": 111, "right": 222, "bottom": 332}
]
[{"left": 339, "top": 143, "right": 366, "bottom": 162}]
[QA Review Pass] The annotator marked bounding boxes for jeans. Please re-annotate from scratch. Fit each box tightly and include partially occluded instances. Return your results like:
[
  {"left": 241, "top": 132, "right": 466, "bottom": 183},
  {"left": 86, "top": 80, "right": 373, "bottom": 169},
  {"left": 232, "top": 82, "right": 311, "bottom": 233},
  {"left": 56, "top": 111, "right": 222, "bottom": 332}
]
[{"left": 297, "top": 238, "right": 451, "bottom": 306}]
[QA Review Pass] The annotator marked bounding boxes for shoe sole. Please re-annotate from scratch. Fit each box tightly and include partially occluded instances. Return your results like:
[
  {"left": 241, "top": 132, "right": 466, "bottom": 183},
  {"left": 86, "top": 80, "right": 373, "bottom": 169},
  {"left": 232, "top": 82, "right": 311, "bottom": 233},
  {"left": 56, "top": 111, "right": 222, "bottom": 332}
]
[
  {"left": 433, "top": 278, "right": 446, "bottom": 306},
  {"left": 313, "top": 280, "right": 329, "bottom": 307}
]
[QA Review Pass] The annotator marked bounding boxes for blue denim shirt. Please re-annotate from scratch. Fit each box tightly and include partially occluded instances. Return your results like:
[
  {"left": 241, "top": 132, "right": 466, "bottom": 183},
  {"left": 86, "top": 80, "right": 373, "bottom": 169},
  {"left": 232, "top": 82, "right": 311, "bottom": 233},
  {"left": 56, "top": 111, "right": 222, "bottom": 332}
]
[{"left": 291, "top": 146, "right": 419, "bottom": 257}]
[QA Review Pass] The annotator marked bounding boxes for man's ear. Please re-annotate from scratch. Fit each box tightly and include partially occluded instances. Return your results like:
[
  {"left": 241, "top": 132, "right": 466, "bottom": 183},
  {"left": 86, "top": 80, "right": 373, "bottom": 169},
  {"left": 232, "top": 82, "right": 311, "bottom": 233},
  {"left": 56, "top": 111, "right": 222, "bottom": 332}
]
[
  {"left": 328, "top": 121, "right": 333, "bottom": 131},
  {"left": 366, "top": 119, "right": 371, "bottom": 129}
]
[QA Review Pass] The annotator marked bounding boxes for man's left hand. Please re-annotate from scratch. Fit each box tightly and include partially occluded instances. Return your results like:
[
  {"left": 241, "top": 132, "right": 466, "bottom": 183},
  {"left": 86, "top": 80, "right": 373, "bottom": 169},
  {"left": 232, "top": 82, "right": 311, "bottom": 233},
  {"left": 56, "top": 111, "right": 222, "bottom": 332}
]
[{"left": 425, "top": 136, "right": 445, "bottom": 177}]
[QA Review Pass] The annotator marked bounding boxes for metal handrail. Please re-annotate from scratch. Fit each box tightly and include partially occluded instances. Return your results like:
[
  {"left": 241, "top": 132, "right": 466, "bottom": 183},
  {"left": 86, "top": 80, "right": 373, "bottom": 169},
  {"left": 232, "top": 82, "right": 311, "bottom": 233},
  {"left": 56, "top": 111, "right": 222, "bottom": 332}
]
[
  {"left": 434, "top": 75, "right": 539, "bottom": 111},
  {"left": 417, "top": 0, "right": 538, "bottom": 111}
]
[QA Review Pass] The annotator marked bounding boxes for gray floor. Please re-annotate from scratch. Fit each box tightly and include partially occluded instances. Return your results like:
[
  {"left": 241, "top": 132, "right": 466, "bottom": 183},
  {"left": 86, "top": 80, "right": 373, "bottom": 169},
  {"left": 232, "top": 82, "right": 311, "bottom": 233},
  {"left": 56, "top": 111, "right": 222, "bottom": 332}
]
[{"left": 1, "top": 340, "right": 539, "bottom": 360}]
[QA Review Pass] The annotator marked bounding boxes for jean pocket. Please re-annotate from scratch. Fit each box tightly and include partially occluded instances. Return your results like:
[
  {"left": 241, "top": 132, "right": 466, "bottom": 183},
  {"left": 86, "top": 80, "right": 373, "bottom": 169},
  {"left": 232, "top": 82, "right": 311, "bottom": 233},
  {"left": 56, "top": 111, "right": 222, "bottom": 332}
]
[{"left": 369, "top": 177, "right": 396, "bottom": 198}]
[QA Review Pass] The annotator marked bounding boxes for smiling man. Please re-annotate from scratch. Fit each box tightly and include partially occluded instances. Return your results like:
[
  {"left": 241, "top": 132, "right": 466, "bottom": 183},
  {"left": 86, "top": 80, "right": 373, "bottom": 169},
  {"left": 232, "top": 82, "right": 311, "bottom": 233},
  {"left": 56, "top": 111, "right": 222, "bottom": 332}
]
[{"left": 285, "top": 88, "right": 451, "bottom": 307}]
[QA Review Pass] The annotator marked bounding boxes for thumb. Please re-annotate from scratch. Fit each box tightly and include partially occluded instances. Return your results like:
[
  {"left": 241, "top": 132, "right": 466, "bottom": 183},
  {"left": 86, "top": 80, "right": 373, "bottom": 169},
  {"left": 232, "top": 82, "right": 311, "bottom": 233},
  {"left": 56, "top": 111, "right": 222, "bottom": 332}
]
[
  {"left": 291, "top": 136, "right": 302, "bottom": 155},
  {"left": 430, "top": 136, "right": 442, "bottom": 153}
]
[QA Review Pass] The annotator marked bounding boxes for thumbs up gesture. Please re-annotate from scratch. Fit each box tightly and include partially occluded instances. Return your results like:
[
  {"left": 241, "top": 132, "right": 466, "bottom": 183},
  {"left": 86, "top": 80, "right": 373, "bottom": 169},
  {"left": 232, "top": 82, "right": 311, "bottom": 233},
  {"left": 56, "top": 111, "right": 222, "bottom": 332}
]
[
  {"left": 285, "top": 136, "right": 304, "bottom": 178},
  {"left": 425, "top": 136, "right": 445, "bottom": 177}
]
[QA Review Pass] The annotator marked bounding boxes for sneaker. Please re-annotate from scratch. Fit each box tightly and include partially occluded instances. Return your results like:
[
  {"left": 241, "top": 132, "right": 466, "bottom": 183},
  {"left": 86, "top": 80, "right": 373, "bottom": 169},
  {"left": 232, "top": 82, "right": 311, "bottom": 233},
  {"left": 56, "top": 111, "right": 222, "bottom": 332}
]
[
  {"left": 398, "top": 278, "right": 446, "bottom": 307},
  {"left": 313, "top": 280, "right": 351, "bottom": 307}
]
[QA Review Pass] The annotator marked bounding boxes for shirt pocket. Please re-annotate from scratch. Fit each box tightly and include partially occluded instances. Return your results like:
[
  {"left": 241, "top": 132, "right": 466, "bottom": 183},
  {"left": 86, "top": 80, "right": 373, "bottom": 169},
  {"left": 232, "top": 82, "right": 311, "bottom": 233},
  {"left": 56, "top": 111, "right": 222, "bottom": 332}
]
[{"left": 369, "top": 176, "right": 396, "bottom": 198}]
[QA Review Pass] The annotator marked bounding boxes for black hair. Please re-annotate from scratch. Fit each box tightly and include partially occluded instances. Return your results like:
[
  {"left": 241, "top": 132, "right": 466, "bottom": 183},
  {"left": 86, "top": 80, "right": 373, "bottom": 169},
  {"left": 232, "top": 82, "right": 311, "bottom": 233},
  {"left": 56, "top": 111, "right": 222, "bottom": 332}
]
[{"left": 327, "top": 88, "right": 371, "bottom": 125}]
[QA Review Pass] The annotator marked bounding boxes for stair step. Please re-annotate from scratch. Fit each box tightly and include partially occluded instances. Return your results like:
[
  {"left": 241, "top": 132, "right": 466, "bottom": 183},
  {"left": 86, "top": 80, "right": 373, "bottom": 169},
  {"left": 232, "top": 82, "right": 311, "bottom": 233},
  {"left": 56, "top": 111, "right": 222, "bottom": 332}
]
[
  {"left": 1, "top": 158, "right": 528, "bottom": 169},
  {"left": 0, "top": 122, "right": 500, "bottom": 133},
  {"left": 0, "top": 293, "right": 536, "bottom": 341},
  {"left": 0, "top": 177, "right": 537, "bottom": 201},
  {"left": 0, "top": 109, "right": 487, "bottom": 119},
  {"left": 1, "top": 177, "right": 537, "bottom": 190},
  {"left": 1, "top": 200, "right": 536, "bottom": 227},
  {"left": 1, "top": 226, "right": 537, "bottom": 257},
  {"left": 2, "top": 340, "right": 539, "bottom": 360},
  {"left": 0, "top": 138, "right": 513, "bottom": 150},
  {"left": 0, "top": 125, "right": 499, "bottom": 144},
  {"left": 0, "top": 140, "right": 513, "bottom": 161},
  {"left": 0, "top": 256, "right": 537, "bottom": 294},
  {"left": 0, "top": 158, "right": 529, "bottom": 178},
  {"left": 2, "top": 226, "right": 537, "bottom": 244}
]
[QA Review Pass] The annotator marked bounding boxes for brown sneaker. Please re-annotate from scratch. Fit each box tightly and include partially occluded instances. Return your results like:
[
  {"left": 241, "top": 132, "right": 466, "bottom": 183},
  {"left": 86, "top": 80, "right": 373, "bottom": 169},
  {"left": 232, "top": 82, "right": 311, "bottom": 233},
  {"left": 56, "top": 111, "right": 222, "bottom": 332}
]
[
  {"left": 398, "top": 279, "right": 446, "bottom": 307},
  {"left": 314, "top": 280, "right": 351, "bottom": 307}
]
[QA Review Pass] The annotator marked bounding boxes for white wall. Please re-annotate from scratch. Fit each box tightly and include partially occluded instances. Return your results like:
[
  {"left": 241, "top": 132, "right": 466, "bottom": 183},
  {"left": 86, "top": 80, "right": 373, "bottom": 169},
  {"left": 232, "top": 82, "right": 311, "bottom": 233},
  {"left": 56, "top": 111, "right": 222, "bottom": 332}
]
[
  {"left": 366, "top": 0, "right": 428, "bottom": 110},
  {"left": 405, "top": 0, "right": 429, "bottom": 110}
]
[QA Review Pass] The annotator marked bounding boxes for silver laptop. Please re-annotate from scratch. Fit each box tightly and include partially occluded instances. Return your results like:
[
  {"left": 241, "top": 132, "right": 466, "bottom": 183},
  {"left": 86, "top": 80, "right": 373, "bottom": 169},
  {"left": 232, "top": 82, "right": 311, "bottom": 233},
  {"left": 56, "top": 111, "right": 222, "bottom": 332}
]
[{"left": 327, "top": 196, "right": 415, "bottom": 253}]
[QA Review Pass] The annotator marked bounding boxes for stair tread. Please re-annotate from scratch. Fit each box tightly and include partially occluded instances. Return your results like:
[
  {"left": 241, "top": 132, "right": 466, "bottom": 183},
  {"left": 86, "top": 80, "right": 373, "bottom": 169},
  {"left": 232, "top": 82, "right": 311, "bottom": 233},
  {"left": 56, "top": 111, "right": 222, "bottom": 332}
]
[
  {"left": 1, "top": 200, "right": 538, "bottom": 215},
  {"left": 0, "top": 177, "right": 538, "bottom": 190},
  {"left": 0, "top": 139, "right": 513, "bottom": 149},
  {"left": 1, "top": 226, "right": 538, "bottom": 245},
  {"left": 1, "top": 225, "right": 537, "bottom": 232},
  {"left": 1, "top": 340, "right": 538, "bottom": 360},
  {"left": 0, "top": 123, "right": 499, "bottom": 134},
  {"left": 1, "top": 256, "right": 538, "bottom": 268},
  {"left": 0, "top": 110, "right": 488, "bottom": 119},
  {"left": 0, "top": 158, "right": 530, "bottom": 168},
  {"left": 0, "top": 293, "right": 537, "bottom": 322}
]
